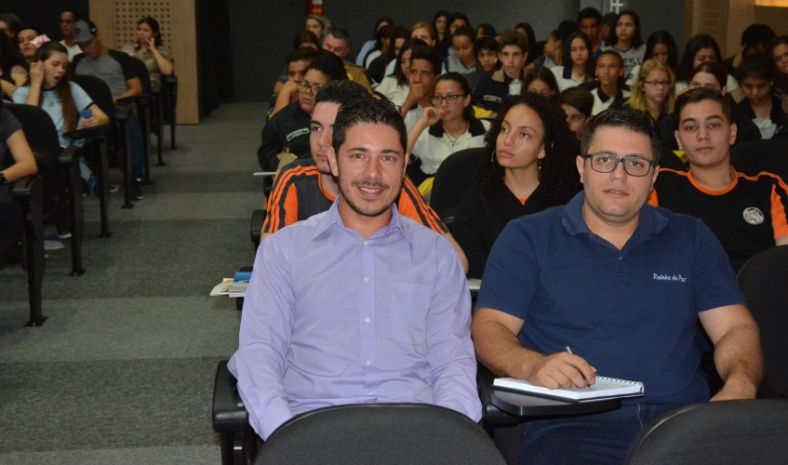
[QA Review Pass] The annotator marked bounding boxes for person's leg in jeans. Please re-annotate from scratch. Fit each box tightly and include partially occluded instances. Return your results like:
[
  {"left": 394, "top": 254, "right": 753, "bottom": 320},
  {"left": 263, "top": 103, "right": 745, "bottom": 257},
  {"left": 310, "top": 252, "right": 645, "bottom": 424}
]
[
  {"left": 127, "top": 113, "right": 145, "bottom": 181},
  {"left": 517, "top": 402, "right": 683, "bottom": 465}
]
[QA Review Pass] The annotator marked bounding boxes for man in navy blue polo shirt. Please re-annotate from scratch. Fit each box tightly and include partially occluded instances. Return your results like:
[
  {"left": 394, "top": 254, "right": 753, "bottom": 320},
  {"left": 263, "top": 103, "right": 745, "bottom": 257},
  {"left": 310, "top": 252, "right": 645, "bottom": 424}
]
[{"left": 472, "top": 108, "right": 763, "bottom": 465}]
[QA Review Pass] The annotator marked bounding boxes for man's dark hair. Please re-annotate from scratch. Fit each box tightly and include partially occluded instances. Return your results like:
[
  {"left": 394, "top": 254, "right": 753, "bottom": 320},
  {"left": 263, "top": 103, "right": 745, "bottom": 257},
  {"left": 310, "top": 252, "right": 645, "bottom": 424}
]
[
  {"left": 578, "top": 7, "right": 602, "bottom": 23},
  {"left": 449, "top": 12, "right": 471, "bottom": 29},
  {"left": 476, "top": 23, "right": 497, "bottom": 38},
  {"left": 600, "top": 12, "right": 617, "bottom": 44},
  {"left": 739, "top": 53, "right": 776, "bottom": 81},
  {"left": 287, "top": 47, "right": 319, "bottom": 65},
  {"left": 409, "top": 42, "right": 442, "bottom": 75},
  {"left": 60, "top": 9, "right": 80, "bottom": 20},
  {"left": 499, "top": 29, "right": 529, "bottom": 52},
  {"left": 475, "top": 36, "right": 499, "bottom": 54},
  {"left": 452, "top": 25, "right": 475, "bottom": 41},
  {"left": 306, "top": 51, "right": 348, "bottom": 81},
  {"left": 597, "top": 49, "right": 623, "bottom": 66},
  {"left": 675, "top": 87, "right": 733, "bottom": 123},
  {"left": 292, "top": 30, "right": 321, "bottom": 50},
  {"left": 332, "top": 98, "right": 407, "bottom": 154},
  {"left": 580, "top": 108, "right": 662, "bottom": 164},
  {"left": 326, "top": 27, "right": 351, "bottom": 45},
  {"left": 315, "top": 79, "right": 370, "bottom": 106},
  {"left": 560, "top": 86, "right": 594, "bottom": 118},
  {"left": 741, "top": 24, "right": 776, "bottom": 50}
]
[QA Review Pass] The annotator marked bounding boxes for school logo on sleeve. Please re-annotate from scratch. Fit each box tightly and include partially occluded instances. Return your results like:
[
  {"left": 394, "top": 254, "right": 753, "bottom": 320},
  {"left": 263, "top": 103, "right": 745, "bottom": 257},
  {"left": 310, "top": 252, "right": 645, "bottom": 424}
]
[{"left": 742, "top": 207, "right": 765, "bottom": 225}]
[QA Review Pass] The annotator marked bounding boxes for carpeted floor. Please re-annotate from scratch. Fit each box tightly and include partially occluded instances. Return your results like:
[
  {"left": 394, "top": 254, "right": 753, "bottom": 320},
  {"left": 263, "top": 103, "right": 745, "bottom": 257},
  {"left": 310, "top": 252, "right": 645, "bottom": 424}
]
[{"left": 0, "top": 102, "right": 266, "bottom": 464}]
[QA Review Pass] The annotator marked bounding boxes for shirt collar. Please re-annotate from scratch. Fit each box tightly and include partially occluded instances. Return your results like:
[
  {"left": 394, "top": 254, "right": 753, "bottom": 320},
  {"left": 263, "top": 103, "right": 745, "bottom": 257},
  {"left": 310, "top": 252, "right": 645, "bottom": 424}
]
[
  {"left": 312, "top": 199, "right": 414, "bottom": 244},
  {"left": 561, "top": 191, "right": 668, "bottom": 242},
  {"left": 428, "top": 117, "right": 487, "bottom": 137}
]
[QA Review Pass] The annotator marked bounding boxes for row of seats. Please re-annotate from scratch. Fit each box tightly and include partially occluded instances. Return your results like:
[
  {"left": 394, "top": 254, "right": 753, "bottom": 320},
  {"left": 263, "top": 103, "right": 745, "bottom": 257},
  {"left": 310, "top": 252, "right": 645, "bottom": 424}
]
[
  {"left": 212, "top": 240, "right": 788, "bottom": 464},
  {"left": 5, "top": 67, "right": 178, "bottom": 327}
]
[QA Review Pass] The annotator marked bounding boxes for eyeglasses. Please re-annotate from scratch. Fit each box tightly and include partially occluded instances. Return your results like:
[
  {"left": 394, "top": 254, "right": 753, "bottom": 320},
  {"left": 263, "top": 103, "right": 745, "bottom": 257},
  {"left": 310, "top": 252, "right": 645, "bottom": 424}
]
[
  {"left": 429, "top": 94, "right": 465, "bottom": 105},
  {"left": 582, "top": 152, "right": 655, "bottom": 177},
  {"left": 298, "top": 80, "right": 323, "bottom": 95},
  {"left": 642, "top": 79, "right": 671, "bottom": 87}
]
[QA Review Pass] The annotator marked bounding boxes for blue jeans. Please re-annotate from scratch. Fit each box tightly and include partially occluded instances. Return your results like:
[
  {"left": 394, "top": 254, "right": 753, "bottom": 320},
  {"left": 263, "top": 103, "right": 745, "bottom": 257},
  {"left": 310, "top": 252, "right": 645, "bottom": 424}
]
[
  {"left": 518, "top": 402, "right": 685, "bottom": 465},
  {"left": 114, "top": 106, "right": 145, "bottom": 179}
]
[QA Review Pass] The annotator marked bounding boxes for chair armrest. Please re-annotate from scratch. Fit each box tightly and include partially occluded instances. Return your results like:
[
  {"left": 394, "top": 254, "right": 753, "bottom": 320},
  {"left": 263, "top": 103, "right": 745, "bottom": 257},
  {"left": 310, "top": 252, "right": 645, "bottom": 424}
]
[
  {"left": 250, "top": 209, "right": 265, "bottom": 246},
  {"left": 212, "top": 360, "right": 249, "bottom": 433},
  {"left": 63, "top": 126, "right": 108, "bottom": 141},
  {"left": 11, "top": 176, "right": 39, "bottom": 201},
  {"left": 478, "top": 364, "right": 521, "bottom": 428},
  {"left": 58, "top": 146, "right": 81, "bottom": 166}
]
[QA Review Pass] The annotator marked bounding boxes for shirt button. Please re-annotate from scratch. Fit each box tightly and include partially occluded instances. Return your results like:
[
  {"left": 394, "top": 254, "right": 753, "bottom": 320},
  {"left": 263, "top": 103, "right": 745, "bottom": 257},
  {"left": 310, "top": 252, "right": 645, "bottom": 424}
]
[
  {"left": 363, "top": 317, "right": 371, "bottom": 324},
  {"left": 365, "top": 360, "right": 372, "bottom": 367},
  {"left": 363, "top": 276, "right": 369, "bottom": 283}
]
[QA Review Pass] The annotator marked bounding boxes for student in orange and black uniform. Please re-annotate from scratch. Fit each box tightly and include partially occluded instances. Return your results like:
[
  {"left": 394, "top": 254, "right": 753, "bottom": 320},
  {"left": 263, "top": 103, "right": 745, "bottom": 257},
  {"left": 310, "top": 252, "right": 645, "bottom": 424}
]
[
  {"left": 261, "top": 80, "right": 468, "bottom": 269},
  {"left": 648, "top": 88, "right": 788, "bottom": 271}
]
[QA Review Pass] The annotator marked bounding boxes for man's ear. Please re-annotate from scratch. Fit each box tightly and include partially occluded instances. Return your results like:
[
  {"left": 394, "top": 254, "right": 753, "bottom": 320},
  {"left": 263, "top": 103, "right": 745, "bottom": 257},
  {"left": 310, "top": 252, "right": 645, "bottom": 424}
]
[
  {"left": 674, "top": 129, "right": 684, "bottom": 151},
  {"left": 328, "top": 146, "right": 339, "bottom": 177},
  {"left": 575, "top": 155, "right": 585, "bottom": 184}
]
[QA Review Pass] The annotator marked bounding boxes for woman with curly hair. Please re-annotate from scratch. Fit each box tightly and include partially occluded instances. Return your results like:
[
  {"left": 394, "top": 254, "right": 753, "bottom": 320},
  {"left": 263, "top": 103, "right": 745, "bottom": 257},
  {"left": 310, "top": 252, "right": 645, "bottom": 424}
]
[{"left": 451, "top": 94, "right": 580, "bottom": 278}]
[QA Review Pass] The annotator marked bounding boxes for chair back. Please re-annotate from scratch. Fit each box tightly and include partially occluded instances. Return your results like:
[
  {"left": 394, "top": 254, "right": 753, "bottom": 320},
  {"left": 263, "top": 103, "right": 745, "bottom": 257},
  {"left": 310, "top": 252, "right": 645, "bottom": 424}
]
[
  {"left": 430, "top": 147, "right": 488, "bottom": 221},
  {"left": 731, "top": 139, "right": 788, "bottom": 181},
  {"left": 128, "top": 56, "right": 153, "bottom": 95},
  {"left": 256, "top": 403, "right": 505, "bottom": 465},
  {"left": 737, "top": 246, "right": 788, "bottom": 398},
  {"left": 5, "top": 103, "right": 61, "bottom": 171},
  {"left": 71, "top": 75, "right": 116, "bottom": 125},
  {"left": 625, "top": 400, "right": 788, "bottom": 465}
]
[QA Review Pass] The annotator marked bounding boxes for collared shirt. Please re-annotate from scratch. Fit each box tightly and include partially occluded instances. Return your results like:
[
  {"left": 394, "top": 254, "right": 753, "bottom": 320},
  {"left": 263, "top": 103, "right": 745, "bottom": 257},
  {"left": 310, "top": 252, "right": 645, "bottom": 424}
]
[
  {"left": 229, "top": 201, "right": 481, "bottom": 439},
  {"left": 412, "top": 118, "right": 490, "bottom": 175},
  {"left": 476, "top": 191, "right": 744, "bottom": 405},
  {"left": 581, "top": 82, "right": 630, "bottom": 115}
]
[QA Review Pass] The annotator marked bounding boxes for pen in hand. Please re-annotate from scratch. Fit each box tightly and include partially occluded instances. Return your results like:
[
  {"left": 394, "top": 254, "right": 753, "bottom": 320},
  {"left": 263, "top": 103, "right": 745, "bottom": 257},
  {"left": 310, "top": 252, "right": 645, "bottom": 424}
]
[{"left": 565, "top": 346, "right": 591, "bottom": 389}]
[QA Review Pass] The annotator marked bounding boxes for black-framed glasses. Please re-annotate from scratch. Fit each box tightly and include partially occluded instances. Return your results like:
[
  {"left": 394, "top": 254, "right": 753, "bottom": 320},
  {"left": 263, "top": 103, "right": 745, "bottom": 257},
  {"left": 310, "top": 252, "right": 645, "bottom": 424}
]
[
  {"left": 429, "top": 94, "right": 465, "bottom": 105},
  {"left": 582, "top": 152, "right": 655, "bottom": 177},
  {"left": 298, "top": 80, "right": 323, "bottom": 95}
]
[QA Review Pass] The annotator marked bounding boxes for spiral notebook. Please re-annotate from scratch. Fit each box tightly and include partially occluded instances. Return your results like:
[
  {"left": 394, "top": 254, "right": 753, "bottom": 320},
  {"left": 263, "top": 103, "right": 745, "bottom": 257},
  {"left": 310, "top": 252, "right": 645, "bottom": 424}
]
[{"left": 493, "top": 376, "right": 644, "bottom": 402}]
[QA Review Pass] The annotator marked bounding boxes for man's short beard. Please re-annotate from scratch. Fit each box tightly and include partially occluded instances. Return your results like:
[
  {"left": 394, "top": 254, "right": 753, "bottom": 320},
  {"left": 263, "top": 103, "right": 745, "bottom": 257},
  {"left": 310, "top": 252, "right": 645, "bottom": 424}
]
[{"left": 338, "top": 182, "right": 394, "bottom": 218}]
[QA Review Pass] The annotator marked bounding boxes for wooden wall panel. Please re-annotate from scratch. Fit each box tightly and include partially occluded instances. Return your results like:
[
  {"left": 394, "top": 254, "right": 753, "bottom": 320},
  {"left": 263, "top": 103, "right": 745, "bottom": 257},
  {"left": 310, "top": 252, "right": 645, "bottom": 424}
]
[{"left": 89, "top": 0, "right": 199, "bottom": 124}]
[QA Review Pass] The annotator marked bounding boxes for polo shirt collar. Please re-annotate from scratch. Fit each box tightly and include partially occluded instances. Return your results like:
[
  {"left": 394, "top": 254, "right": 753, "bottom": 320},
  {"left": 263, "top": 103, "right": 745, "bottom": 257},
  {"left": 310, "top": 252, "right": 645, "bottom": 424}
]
[
  {"left": 427, "top": 117, "right": 487, "bottom": 137},
  {"left": 561, "top": 191, "right": 669, "bottom": 243},
  {"left": 312, "top": 199, "right": 413, "bottom": 243}
]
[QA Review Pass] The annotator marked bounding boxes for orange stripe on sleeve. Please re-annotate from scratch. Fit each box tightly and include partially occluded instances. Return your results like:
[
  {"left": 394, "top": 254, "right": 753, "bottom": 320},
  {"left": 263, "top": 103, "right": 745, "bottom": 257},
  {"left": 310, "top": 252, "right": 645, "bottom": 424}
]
[
  {"left": 647, "top": 189, "right": 659, "bottom": 207},
  {"left": 770, "top": 184, "right": 788, "bottom": 240}
]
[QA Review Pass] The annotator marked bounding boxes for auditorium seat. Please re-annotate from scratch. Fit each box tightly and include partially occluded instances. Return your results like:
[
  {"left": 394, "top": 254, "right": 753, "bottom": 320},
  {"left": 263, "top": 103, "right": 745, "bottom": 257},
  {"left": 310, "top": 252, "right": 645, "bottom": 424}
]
[{"left": 624, "top": 400, "right": 788, "bottom": 464}]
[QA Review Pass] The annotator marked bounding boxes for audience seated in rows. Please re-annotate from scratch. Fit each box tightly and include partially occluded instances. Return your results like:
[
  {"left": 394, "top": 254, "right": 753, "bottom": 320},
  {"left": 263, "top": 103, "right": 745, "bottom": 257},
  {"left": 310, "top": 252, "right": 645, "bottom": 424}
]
[
  {"left": 72, "top": 18, "right": 146, "bottom": 199},
  {"left": 473, "top": 30, "right": 529, "bottom": 115}
]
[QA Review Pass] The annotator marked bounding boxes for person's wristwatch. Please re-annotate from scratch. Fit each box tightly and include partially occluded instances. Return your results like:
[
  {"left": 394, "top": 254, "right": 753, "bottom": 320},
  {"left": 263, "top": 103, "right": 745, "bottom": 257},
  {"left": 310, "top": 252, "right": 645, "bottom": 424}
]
[{"left": 0, "top": 171, "right": 6, "bottom": 185}]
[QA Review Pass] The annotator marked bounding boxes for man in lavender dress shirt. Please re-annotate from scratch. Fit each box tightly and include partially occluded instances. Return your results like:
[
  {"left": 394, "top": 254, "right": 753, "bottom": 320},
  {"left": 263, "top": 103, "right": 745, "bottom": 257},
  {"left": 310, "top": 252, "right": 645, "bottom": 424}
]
[{"left": 229, "top": 97, "right": 482, "bottom": 440}]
